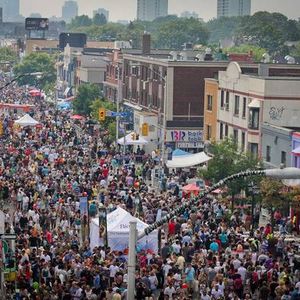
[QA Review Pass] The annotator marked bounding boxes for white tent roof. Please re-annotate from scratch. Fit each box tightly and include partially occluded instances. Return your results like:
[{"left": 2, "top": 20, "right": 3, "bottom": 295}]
[
  {"left": 15, "top": 114, "right": 39, "bottom": 127},
  {"left": 117, "top": 132, "right": 148, "bottom": 145},
  {"left": 166, "top": 151, "right": 211, "bottom": 168},
  {"left": 90, "top": 207, "right": 158, "bottom": 252},
  {"left": 92, "top": 207, "right": 149, "bottom": 233}
]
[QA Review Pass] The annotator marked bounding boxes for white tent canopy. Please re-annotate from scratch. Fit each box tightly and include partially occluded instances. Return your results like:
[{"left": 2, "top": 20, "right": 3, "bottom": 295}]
[
  {"left": 15, "top": 114, "right": 39, "bottom": 127},
  {"left": 117, "top": 132, "right": 148, "bottom": 145},
  {"left": 166, "top": 151, "right": 211, "bottom": 168},
  {"left": 90, "top": 207, "right": 158, "bottom": 252}
]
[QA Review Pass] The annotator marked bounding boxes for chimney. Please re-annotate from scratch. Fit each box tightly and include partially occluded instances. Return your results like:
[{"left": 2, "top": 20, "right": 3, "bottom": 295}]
[
  {"left": 258, "top": 64, "right": 269, "bottom": 77},
  {"left": 142, "top": 33, "right": 151, "bottom": 55}
]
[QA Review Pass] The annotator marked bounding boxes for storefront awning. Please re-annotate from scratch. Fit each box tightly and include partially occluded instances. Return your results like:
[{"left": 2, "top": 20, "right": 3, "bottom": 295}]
[
  {"left": 292, "top": 146, "right": 300, "bottom": 155},
  {"left": 248, "top": 99, "right": 261, "bottom": 108},
  {"left": 166, "top": 151, "right": 211, "bottom": 168}
]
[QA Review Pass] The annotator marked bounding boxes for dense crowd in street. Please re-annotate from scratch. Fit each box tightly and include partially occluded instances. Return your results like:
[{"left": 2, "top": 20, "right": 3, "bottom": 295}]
[{"left": 0, "top": 73, "right": 300, "bottom": 300}]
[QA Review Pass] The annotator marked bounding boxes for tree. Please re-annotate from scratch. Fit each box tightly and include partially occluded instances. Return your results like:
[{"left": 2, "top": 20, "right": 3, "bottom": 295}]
[
  {"left": 73, "top": 84, "right": 101, "bottom": 116},
  {"left": 236, "top": 12, "right": 300, "bottom": 53},
  {"left": 14, "top": 52, "right": 56, "bottom": 91},
  {"left": 200, "top": 138, "right": 259, "bottom": 207},
  {"left": 69, "top": 15, "right": 92, "bottom": 28},
  {"left": 93, "top": 13, "right": 107, "bottom": 26},
  {"left": 225, "top": 44, "right": 267, "bottom": 61},
  {"left": 206, "top": 16, "right": 243, "bottom": 43},
  {"left": 0, "top": 47, "right": 18, "bottom": 63},
  {"left": 291, "top": 41, "right": 300, "bottom": 57},
  {"left": 154, "top": 17, "right": 209, "bottom": 49},
  {"left": 90, "top": 98, "right": 117, "bottom": 143}
]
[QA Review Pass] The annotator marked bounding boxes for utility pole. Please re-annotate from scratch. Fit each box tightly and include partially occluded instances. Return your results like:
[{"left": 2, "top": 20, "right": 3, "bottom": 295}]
[{"left": 127, "top": 221, "right": 137, "bottom": 300}]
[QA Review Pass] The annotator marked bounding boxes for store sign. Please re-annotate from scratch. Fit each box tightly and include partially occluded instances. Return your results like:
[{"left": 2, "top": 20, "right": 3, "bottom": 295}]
[
  {"left": 177, "top": 142, "right": 204, "bottom": 148},
  {"left": 167, "top": 130, "right": 203, "bottom": 142}
]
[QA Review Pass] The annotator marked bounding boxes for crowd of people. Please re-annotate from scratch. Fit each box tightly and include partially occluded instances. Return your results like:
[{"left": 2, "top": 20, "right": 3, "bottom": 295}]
[{"left": 0, "top": 73, "right": 299, "bottom": 300}]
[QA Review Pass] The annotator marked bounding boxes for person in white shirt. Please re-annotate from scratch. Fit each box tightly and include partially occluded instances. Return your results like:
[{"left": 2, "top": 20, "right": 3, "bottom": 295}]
[
  {"left": 211, "top": 285, "right": 223, "bottom": 299},
  {"left": 109, "top": 263, "right": 119, "bottom": 286},
  {"left": 200, "top": 289, "right": 211, "bottom": 300},
  {"left": 164, "top": 283, "right": 176, "bottom": 299},
  {"left": 237, "top": 264, "right": 247, "bottom": 282}
]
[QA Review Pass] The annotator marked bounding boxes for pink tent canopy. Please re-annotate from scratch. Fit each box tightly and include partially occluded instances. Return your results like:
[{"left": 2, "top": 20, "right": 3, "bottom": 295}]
[
  {"left": 71, "top": 114, "right": 84, "bottom": 120},
  {"left": 182, "top": 183, "right": 200, "bottom": 193}
]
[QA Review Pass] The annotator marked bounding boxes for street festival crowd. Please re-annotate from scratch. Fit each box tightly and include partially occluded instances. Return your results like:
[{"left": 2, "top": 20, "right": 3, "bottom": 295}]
[{"left": 0, "top": 73, "right": 300, "bottom": 300}]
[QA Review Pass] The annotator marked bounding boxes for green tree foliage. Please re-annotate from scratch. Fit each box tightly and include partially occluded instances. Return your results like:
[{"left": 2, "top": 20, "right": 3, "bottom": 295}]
[
  {"left": 154, "top": 17, "right": 209, "bottom": 49},
  {"left": 260, "top": 178, "right": 286, "bottom": 211},
  {"left": 0, "top": 47, "right": 18, "bottom": 63},
  {"left": 73, "top": 83, "right": 100, "bottom": 116},
  {"left": 70, "top": 15, "right": 93, "bottom": 28},
  {"left": 90, "top": 98, "right": 117, "bottom": 143},
  {"left": 93, "top": 13, "right": 107, "bottom": 26},
  {"left": 207, "top": 17, "right": 243, "bottom": 43},
  {"left": 236, "top": 12, "right": 300, "bottom": 53},
  {"left": 200, "top": 138, "right": 259, "bottom": 196},
  {"left": 14, "top": 52, "right": 56, "bottom": 91},
  {"left": 225, "top": 44, "right": 267, "bottom": 61},
  {"left": 291, "top": 42, "right": 300, "bottom": 57}
]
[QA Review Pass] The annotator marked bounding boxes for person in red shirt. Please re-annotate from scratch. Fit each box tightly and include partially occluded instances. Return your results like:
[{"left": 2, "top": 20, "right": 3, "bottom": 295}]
[{"left": 168, "top": 219, "right": 176, "bottom": 236}]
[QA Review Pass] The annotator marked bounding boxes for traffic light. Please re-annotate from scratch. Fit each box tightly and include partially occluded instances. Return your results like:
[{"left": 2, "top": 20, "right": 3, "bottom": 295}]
[
  {"left": 99, "top": 108, "right": 106, "bottom": 121},
  {"left": 136, "top": 134, "right": 139, "bottom": 140},
  {"left": 142, "top": 123, "right": 149, "bottom": 136}
]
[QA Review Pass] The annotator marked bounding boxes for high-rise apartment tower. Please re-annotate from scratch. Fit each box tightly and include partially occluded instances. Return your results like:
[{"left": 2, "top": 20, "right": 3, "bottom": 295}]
[
  {"left": 62, "top": 0, "right": 78, "bottom": 23},
  {"left": 137, "top": 0, "right": 168, "bottom": 22},
  {"left": 217, "top": 0, "right": 251, "bottom": 18}
]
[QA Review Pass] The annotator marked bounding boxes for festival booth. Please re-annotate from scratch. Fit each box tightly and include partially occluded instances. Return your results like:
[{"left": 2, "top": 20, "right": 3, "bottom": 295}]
[
  {"left": 117, "top": 132, "right": 148, "bottom": 146},
  {"left": 14, "top": 114, "right": 39, "bottom": 127},
  {"left": 90, "top": 207, "right": 158, "bottom": 253}
]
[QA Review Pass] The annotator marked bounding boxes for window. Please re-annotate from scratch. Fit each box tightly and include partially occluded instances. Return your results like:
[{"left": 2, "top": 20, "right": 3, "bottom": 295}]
[
  {"left": 225, "top": 91, "right": 230, "bottom": 111},
  {"left": 233, "top": 129, "right": 238, "bottom": 144},
  {"left": 207, "top": 95, "right": 213, "bottom": 111},
  {"left": 220, "top": 90, "right": 224, "bottom": 108},
  {"left": 220, "top": 123, "right": 224, "bottom": 140},
  {"left": 249, "top": 143, "right": 258, "bottom": 157},
  {"left": 242, "top": 97, "right": 247, "bottom": 118},
  {"left": 281, "top": 151, "right": 286, "bottom": 166},
  {"left": 206, "top": 125, "right": 212, "bottom": 140},
  {"left": 241, "top": 132, "right": 245, "bottom": 151},
  {"left": 248, "top": 108, "right": 260, "bottom": 130},
  {"left": 225, "top": 124, "right": 228, "bottom": 137},
  {"left": 266, "top": 146, "right": 271, "bottom": 162},
  {"left": 234, "top": 95, "right": 240, "bottom": 116}
]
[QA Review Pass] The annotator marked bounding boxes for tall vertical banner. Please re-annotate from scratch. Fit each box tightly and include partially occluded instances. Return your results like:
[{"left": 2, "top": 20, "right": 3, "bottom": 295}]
[
  {"left": 79, "top": 197, "right": 88, "bottom": 216},
  {"left": 98, "top": 208, "right": 108, "bottom": 248}
]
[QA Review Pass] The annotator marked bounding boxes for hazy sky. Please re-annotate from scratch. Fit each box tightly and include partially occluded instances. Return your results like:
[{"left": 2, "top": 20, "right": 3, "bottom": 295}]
[{"left": 20, "top": 0, "right": 300, "bottom": 21}]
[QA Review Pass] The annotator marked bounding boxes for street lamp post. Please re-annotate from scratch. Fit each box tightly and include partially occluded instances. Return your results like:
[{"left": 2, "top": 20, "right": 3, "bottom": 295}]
[{"left": 248, "top": 182, "right": 260, "bottom": 237}]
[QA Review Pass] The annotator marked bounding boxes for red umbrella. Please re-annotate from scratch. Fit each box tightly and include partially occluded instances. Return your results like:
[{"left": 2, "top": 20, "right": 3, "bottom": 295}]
[
  {"left": 182, "top": 183, "right": 200, "bottom": 193},
  {"left": 29, "top": 89, "right": 41, "bottom": 97},
  {"left": 71, "top": 114, "right": 84, "bottom": 120}
]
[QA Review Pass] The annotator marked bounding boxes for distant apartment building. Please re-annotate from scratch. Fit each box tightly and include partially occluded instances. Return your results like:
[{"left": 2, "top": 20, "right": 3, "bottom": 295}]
[
  {"left": 217, "top": 0, "right": 251, "bottom": 18},
  {"left": 137, "top": 0, "right": 168, "bottom": 21},
  {"left": 0, "top": 0, "right": 20, "bottom": 22},
  {"left": 62, "top": 0, "right": 78, "bottom": 23},
  {"left": 93, "top": 8, "right": 109, "bottom": 22}
]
